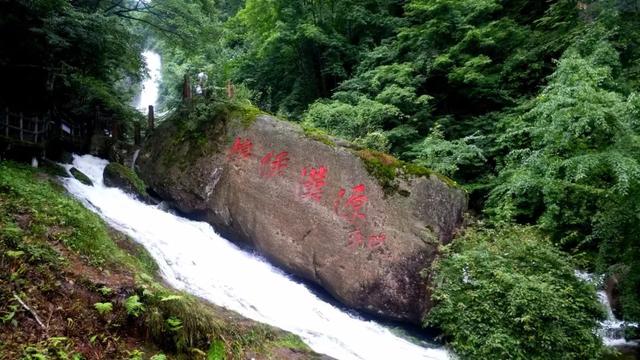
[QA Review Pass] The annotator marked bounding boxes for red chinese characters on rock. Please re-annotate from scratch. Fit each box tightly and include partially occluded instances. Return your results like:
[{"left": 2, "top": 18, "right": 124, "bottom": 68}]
[
  {"left": 334, "top": 184, "right": 368, "bottom": 225},
  {"left": 334, "top": 184, "right": 387, "bottom": 249},
  {"left": 226, "top": 139, "right": 388, "bottom": 250},
  {"left": 367, "top": 232, "right": 386, "bottom": 249},
  {"left": 349, "top": 230, "right": 387, "bottom": 249},
  {"left": 348, "top": 229, "right": 365, "bottom": 249},
  {"left": 228, "top": 137, "right": 253, "bottom": 160},
  {"left": 300, "top": 166, "right": 328, "bottom": 202},
  {"left": 259, "top": 151, "right": 290, "bottom": 177}
]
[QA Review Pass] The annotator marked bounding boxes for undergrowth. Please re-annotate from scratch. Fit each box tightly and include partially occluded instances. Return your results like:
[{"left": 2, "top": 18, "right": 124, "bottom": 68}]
[{"left": 0, "top": 161, "right": 314, "bottom": 359}]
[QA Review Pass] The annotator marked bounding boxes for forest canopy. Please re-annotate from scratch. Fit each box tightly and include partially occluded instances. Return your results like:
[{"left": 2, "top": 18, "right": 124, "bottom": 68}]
[{"left": 153, "top": 0, "right": 640, "bottom": 356}]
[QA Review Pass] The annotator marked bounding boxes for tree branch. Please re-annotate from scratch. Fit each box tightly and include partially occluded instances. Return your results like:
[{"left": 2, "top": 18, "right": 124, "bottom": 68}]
[
  {"left": 13, "top": 292, "right": 46, "bottom": 330},
  {"left": 116, "top": 14, "right": 185, "bottom": 40}
]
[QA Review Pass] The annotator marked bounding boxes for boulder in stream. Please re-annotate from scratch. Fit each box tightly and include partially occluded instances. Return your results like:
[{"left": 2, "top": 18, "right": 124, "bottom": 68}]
[
  {"left": 70, "top": 167, "right": 93, "bottom": 186},
  {"left": 138, "top": 107, "right": 467, "bottom": 324}
]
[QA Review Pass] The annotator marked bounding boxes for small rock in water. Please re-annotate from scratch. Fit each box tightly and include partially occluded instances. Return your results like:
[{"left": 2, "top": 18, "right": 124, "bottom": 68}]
[{"left": 70, "top": 167, "right": 93, "bottom": 186}]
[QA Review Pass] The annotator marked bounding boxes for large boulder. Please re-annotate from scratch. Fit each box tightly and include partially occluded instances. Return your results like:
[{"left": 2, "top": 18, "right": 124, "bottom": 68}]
[{"left": 138, "top": 111, "right": 467, "bottom": 324}]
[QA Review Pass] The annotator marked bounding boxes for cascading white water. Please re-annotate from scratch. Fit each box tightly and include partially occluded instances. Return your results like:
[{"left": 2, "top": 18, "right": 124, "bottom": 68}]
[
  {"left": 62, "top": 154, "right": 451, "bottom": 360},
  {"left": 137, "top": 50, "right": 162, "bottom": 112},
  {"left": 575, "top": 271, "right": 639, "bottom": 347}
]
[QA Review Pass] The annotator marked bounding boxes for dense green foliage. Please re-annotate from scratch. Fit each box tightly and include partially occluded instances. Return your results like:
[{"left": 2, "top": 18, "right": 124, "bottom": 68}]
[
  {"left": 0, "top": 0, "right": 144, "bottom": 128},
  {"left": 427, "top": 226, "right": 606, "bottom": 359},
  {"left": 0, "top": 0, "right": 221, "bottom": 146},
  {"left": 487, "top": 34, "right": 640, "bottom": 323},
  {"left": 152, "top": 0, "right": 640, "bottom": 357}
]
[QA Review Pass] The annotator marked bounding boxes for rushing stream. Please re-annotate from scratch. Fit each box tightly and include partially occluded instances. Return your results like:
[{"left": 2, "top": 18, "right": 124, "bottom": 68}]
[
  {"left": 62, "top": 154, "right": 451, "bottom": 360},
  {"left": 575, "top": 271, "right": 639, "bottom": 347}
]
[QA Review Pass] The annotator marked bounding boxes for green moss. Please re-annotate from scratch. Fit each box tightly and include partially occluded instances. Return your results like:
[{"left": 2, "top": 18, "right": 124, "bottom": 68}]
[
  {"left": 402, "top": 163, "right": 432, "bottom": 177},
  {"left": 356, "top": 149, "right": 401, "bottom": 195},
  {"left": 356, "top": 149, "right": 460, "bottom": 194},
  {"left": 402, "top": 163, "right": 459, "bottom": 188},
  {"left": 70, "top": 167, "right": 93, "bottom": 186},
  {"left": 104, "top": 162, "right": 148, "bottom": 197},
  {"left": 163, "top": 98, "right": 264, "bottom": 171},
  {"left": 229, "top": 103, "right": 262, "bottom": 128},
  {"left": 301, "top": 124, "right": 336, "bottom": 147}
]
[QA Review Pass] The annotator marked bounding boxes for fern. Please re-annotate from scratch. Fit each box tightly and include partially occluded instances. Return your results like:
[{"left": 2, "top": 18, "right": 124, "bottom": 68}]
[
  {"left": 93, "top": 302, "right": 113, "bottom": 315},
  {"left": 124, "top": 295, "right": 145, "bottom": 317}
]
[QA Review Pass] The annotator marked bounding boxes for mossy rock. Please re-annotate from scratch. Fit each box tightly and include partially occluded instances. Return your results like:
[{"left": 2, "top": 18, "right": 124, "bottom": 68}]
[
  {"left": 301, "top": 124, "right": 336, "bottom": 147},
  {"left": 103, "top": 162, "right": 153, "bottom": 204},
  {"left": 70, "top": 167, "right": 93, "bottom": 186},
  {"left": 356, "top": 149, "right": 459, "bottom": 195},
  {"left": 41, "top": 159, "right": 70, "bottom": 178}
]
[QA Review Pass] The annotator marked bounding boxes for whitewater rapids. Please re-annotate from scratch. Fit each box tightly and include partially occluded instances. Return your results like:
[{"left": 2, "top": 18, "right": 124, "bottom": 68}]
[{"left": 62, "top": 154, "right": 451, "bottom": 360}]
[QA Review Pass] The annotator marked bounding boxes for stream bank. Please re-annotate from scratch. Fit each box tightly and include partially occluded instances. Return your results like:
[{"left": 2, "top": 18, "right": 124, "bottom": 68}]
[{"left": 0, "top": 161, "right": 325, "bottom": 359}]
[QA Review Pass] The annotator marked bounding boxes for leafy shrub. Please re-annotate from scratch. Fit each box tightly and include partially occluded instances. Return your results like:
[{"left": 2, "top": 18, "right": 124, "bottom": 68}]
[
  {"left": 426, "top": 226, "right": 605, "bottom": 360},
  {"left": 487, "top": 37, "right": 640, "bottom": 322},
  {"left": 207, "top": 340, "right": 225, "bottom": 360},
  {"left": 406, "top": 124, "right": 486, "bottom": 178},
  {"left": 304, "top": 97, "right": 403, "bottom": 140},
  {"left": 166, "top": 316, "right": 183, "bottom": 332},
  {"left": 354, "top": 131, "right": 391, "bottom": 153}
]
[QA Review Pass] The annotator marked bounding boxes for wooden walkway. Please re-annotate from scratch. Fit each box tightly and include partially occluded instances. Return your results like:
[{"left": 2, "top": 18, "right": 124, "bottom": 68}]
[
  {"left": 0, "top": 108, "right": 86, "bottom": 148},
  {"left": 0, "top": 108, "right": 50, "bottom": 147}
]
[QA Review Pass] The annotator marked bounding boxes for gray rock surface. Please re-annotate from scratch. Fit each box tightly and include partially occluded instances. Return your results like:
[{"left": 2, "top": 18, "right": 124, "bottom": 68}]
[{"left": 138, "top": 113, "right": 467, "bottom": 324}]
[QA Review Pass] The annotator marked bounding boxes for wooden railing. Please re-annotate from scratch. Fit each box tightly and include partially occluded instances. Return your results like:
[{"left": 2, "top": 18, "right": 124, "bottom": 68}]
[
  {"left": 1, "top": 107, "right": 124, "bottom": 148},
  {"left": 0, "top": 108, "right": 50, "bottom": 146}
]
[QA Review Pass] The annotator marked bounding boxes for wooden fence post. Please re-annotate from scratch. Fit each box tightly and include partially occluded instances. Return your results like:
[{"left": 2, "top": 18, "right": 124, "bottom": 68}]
[
  {"left": 148, "top": 105, "right": 155, "bottom": 131},
  {"left": 134, "top": 121, "right": 141, "bottom": 145},
  {"left": 4, "top": 107, "right": 8, "bottom": 138},
  {"left": 226, "top": 80, "right": 235, "bottom": 99},
  {"left": 112, "top": 122, "right": 119, "bottom": 141},
  {"left": 19, "top": 112, "right": 23, "bottom": 141},
  {"left": 182, "top": 74, "right": 192, "bottom": 101}
]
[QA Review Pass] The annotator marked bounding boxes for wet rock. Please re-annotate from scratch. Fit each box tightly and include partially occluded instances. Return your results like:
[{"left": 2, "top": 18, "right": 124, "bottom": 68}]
[
  {"left": 41, "top": 159, "right": 70, "bottom": 178},
  {"left": 70, "top": 167, "right": 93, "bottom": 186},
  {"left": 103, "top": 162, "right": 155, "bottom": 204},
  {"left": 138, "top": 112, "right": 467, "bottom": 324},
  {"left": 606, "top": 273, "right": 623, "bottom": 319}
]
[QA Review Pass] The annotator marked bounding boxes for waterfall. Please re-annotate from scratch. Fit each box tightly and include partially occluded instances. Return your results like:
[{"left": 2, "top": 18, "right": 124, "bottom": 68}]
[
  {"left": 62, "top": 154, "right": 451, "bottom": 360},
  {"left": 137, "top": 50, "right": 162, "bottom": 112},
  {"left": 131, "top": 149, "right": 140, "bottom": 170},
  {"left": 575, "top": 271, "right": 639, "bottom": 347}
]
